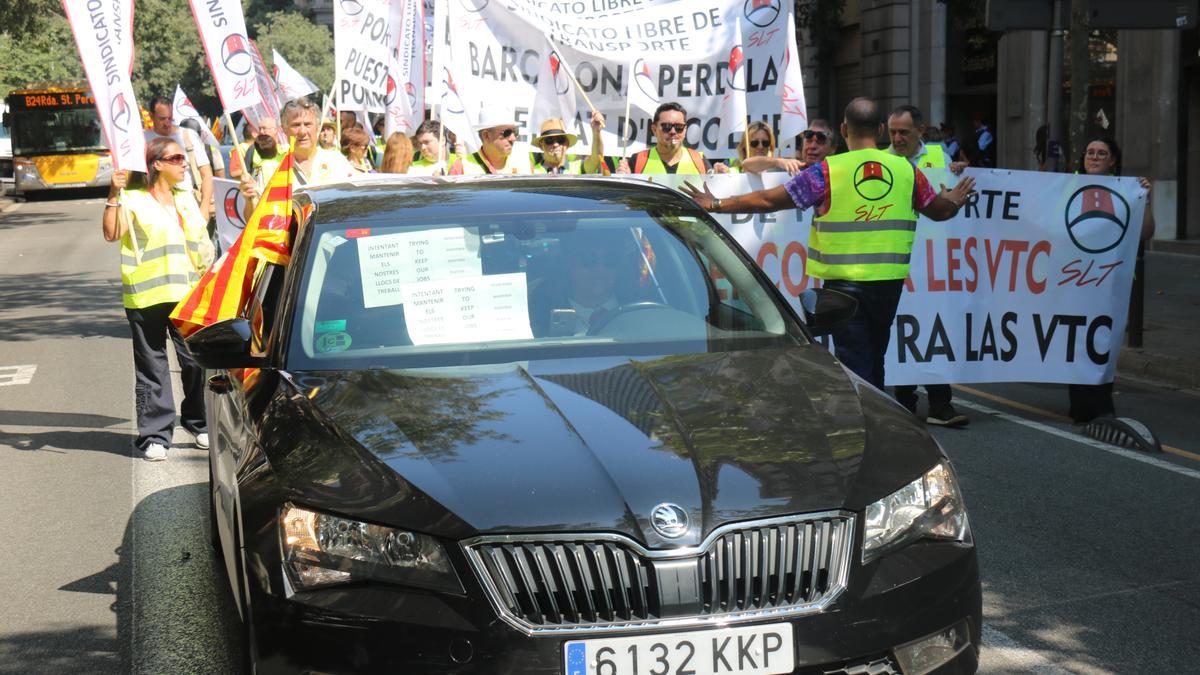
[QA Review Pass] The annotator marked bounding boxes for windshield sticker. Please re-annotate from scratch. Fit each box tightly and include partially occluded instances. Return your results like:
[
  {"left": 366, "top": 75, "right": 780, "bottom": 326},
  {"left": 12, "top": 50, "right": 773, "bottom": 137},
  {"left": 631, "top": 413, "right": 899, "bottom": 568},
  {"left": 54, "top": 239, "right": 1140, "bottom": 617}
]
[
  {"left": 315, "top": 331, "right": 352, "bottom": 354},
  {"left": 358, "top": 228, "right": 483, "bottom": 308},
  {"left": 315, "top": 319, "right": 347, "bottom": 333},
  {"left": 400, "top": 273, "right": 534, "bottom": 346}
]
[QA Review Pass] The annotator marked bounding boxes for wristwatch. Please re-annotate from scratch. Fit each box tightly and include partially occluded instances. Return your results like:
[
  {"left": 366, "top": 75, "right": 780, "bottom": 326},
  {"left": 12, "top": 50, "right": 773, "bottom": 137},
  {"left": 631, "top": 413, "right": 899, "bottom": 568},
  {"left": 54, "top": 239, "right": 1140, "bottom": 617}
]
[{"left": 711, "top": 197, "right": 722, "bottom": 212}]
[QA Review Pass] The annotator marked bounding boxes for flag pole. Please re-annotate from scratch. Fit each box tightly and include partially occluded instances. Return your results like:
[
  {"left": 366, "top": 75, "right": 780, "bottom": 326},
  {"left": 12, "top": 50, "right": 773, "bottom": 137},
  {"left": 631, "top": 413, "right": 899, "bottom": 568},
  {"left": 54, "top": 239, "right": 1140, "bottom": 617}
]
[{"left": 620, "top": 86, "right": 633, "bottom": 159}]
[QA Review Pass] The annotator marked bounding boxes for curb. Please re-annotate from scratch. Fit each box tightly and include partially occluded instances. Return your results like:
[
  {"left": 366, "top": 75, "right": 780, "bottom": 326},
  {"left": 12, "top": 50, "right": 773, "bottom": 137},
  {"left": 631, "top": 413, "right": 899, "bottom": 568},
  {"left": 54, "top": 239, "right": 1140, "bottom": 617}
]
[
  {"left": 1117, "top": 347, "right": 1200, "bottom": 391},
  {"left": 1148, "top": 239, "right": 1200, "bottom": 256}
]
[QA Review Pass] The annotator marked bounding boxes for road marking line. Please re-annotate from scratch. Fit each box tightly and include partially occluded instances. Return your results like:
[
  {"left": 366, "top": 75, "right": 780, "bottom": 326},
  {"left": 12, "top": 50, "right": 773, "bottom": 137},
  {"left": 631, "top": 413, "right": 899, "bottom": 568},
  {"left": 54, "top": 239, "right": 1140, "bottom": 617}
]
[
  {"left": 0, "top": 364, "right": 37, "bottom": 386},
  {"left": 981, "top": 624, "right": 1075, "bottom": 674},
  {"left": 953, "top": 384, "right": 1199, "bottom": 461},
  {"left": 954, "top": 399, "right": 1200, "bottom": 480}
]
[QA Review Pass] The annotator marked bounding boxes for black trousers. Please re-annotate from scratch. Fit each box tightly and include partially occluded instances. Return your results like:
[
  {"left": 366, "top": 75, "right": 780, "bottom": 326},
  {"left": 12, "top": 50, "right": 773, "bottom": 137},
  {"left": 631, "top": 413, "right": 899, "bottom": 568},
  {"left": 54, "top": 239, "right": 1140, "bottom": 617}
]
[
  {"left": 822, "top": 279, "right": 905, "bottom": 391},
  {"left": 1067, "top": 383, "right": 1116, "bottom": 423},
  {"left": 894, "top": 384, "right": 953, "bottom": 410},
  {"left": 126, "top": 302, "right": 206, "bottom": 450}
]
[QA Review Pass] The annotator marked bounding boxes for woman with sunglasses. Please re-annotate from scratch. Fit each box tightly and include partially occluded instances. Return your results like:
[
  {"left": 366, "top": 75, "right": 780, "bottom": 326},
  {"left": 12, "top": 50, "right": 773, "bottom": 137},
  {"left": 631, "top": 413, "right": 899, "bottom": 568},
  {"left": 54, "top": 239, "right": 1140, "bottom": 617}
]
[
  {"left": 1068, "top": 136, "right": 1155, "bottom": 424},
  {"left": 101, "top": 136, "right": 211, "bottom": 461},
  {"left": 714, "top": 122, "right": 806, "bottom": 175},
  {"left": 797, "top": 120, "right": 839, "bottom": 167}
]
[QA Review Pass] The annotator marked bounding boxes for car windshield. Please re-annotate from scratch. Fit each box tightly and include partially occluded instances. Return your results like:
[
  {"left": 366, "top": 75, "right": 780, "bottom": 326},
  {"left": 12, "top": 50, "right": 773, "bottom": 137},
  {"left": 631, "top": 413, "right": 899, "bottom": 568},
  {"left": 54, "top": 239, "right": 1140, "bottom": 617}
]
[
  {"left": 287, "top": 208, "right": 807, "bottom": 369},
  {"left": 10, "top": 107, "right": 106, "bottom": 155}
]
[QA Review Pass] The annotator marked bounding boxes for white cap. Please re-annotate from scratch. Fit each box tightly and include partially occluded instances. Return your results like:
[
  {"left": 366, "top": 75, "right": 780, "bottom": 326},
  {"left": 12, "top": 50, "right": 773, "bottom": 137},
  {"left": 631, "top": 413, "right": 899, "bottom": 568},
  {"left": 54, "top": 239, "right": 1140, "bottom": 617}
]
[{"left": 472, "top": 105, "right": 517, "bottom": 133}]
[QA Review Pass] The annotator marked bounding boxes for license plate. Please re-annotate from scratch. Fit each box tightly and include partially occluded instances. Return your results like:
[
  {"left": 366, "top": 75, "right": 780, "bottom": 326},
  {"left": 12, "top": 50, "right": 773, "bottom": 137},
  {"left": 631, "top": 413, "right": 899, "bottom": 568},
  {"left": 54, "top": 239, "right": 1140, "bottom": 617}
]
[{"left": 563, "top": 623, "right": 793, "bottom": 675}]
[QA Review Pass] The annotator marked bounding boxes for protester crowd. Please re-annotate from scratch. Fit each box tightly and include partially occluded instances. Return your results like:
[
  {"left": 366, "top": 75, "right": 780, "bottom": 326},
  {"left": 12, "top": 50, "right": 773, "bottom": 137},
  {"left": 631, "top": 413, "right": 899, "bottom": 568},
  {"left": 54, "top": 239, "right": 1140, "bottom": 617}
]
[{"left": 101, "top": 86, "right": 1152, "bottom": 461}]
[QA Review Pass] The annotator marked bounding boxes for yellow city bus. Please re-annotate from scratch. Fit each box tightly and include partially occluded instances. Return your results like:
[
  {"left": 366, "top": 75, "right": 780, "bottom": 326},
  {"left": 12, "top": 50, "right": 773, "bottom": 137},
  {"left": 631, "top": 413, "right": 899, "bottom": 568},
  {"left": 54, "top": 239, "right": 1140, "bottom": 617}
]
[{"left": 1, "top": 85, "right": 113, "bottom": 195}]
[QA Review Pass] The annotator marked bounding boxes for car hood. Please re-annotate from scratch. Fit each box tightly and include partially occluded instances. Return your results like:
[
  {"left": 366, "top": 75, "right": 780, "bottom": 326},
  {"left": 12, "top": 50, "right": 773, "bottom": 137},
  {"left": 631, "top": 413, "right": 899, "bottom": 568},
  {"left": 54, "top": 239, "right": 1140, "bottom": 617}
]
[{"left": 279, "top": 346, "right": 938, "bottom": 548}]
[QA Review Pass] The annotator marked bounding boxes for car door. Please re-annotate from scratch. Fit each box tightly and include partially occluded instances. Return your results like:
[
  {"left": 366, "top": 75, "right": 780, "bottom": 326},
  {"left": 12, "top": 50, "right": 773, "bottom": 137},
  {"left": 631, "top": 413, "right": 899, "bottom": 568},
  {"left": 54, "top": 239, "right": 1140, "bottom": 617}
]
[{"left": 209, "top": 262, "right": 285, "bottom": 602}]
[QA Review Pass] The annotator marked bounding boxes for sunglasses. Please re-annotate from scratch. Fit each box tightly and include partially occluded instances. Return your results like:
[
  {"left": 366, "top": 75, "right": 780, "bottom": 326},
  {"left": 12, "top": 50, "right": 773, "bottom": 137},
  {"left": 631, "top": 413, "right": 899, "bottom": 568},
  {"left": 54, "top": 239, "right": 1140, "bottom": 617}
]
[
  {"left": 540, "top": 135, "right": 567, "bottom": 147},
  {"left": 156, "top": 154, "right": 187, "bottom": 166},
  {"left": 748, "top": 140, "right": 770, "bottom": 149},
  {"left": 658, "top": 122, "right": 686, "bottom": 134},
  {"left": 803, "top": 130, "right": 831, "bottom": 143},
  {"left": 495, "top": 128, "right": 517, "bottom": 139}
]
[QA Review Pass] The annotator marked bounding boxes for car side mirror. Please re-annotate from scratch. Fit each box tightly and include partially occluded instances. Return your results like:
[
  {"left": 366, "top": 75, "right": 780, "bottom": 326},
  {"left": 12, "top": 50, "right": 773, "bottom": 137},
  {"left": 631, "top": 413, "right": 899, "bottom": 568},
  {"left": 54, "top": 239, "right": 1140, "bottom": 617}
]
[
  {"left": 185, "top": 318, "right": 267, "bottom": 369},
  {"left": 799, "top": 288, "right": 858, "bottom": 336}
]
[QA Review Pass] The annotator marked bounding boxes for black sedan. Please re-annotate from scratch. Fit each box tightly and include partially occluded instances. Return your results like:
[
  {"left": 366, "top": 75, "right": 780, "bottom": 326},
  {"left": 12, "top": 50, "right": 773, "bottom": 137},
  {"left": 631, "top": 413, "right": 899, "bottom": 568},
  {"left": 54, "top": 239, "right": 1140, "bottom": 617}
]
[{"left": 190, "top": 176, "right": 981, "bottom": 674}]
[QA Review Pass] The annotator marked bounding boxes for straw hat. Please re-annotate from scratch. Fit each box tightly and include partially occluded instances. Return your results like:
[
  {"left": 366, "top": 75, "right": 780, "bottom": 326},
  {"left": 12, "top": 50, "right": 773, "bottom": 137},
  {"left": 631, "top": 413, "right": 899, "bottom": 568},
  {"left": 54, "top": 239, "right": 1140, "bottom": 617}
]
[{"left": 531, "top": 118, "right": 578, "bottom": 148}]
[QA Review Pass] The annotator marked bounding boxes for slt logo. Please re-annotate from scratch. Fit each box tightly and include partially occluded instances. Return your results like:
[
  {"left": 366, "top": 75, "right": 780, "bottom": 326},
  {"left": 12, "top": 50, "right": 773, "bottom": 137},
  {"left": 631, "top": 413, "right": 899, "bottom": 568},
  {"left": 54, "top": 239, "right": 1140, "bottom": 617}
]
[
  {"left": 109, "top": 93, "right": 133, "bottom": 133},
  {"left": 549, "top": 52, "right": 571, "bottom": 96},
  {"left": 177, "top": 96, "right": 200, "bottom": 120},
  {"left": 459, "top": 0, "right": 488, "bottom": 11},
  {"left": 852, "top": 161, "right": 894, "bottom": 201},
  {"left": 441, "top": 71, "right": 465, "bottom": 115},
  {"left": 223, "top": 186, "right": 246, "bottom": 229},
  {"left": 744, "top": 0, "right": 782, "bottom": 27},
  {"left": 1064, "top": 184, "right": 1130, "bottom": 254},
  {"left": 338, "top": 0, "right": 364, "bottom": 16},
  {"left": 632, "top": 58, "right": 657, "bottom": 101},
  {"left": 726, "top": 45, "right": 747, "bottom": 91},
  {"left": 405, "top": 82, "right": 418, "bottom": 111},
  {"left": 384, "top": 74, "right": 398, "bottom": 106},
  {"left": 220, "top": 33, "right": 253, "bottom": 77}
]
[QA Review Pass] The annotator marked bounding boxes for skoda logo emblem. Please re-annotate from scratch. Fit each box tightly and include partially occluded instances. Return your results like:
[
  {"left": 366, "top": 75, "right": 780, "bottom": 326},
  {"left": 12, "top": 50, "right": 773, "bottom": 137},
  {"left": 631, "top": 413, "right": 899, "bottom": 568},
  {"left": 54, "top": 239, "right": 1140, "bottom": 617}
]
[{"left": 651, "top": 503, "right": 689, "bottom": 538}]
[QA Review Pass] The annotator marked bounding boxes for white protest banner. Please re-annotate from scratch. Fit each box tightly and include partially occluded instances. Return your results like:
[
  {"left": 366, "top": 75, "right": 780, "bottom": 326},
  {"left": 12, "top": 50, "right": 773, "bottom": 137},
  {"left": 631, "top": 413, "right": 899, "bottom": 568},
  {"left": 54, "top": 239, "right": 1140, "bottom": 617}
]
[
  {"left": 436, "top": 0, "right": 801, "bottom": 158},
  {"left": 272, "top": 49, "right": 319, "bottom": 103},
  {"left": 716, "top": 18, "right": 748, "bottom": 145},
  {"left": 335, "top": 0, "right": 395, "bottom": 112},
  {"left": 173, "top": 85, "right": 220, "bottom": 146},
  {"left": 212, "top": 177, "right": 246, "bottom": 251},
  {"left": 62, "top": 0, "right": 145, "bottom": 172},
  {"left": 187, "top": 0, "right": 261, "bottom": 113},
  {"left": 649, "top": 168, "right": 1145, "bottom": 385}
]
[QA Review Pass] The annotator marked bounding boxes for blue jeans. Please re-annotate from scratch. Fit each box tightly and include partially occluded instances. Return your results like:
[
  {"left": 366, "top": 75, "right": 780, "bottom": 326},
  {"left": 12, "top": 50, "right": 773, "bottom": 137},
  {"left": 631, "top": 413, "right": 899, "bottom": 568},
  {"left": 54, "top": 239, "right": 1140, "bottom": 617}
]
[{"left": 822, "top": 279, "right": 904, "bottom": 391}]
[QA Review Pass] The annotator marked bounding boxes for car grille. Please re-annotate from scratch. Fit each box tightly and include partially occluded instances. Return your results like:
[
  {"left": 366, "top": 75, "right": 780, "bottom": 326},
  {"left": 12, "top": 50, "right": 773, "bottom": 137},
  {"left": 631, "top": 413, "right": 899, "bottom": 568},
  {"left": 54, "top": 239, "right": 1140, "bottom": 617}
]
[{"left": 464, "top": 512, "right": 854, "bottom": 634}]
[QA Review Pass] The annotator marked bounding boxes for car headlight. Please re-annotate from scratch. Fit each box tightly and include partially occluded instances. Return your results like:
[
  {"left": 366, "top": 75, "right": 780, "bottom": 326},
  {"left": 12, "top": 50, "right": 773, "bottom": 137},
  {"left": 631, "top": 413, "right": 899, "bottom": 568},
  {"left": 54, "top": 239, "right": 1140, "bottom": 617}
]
[
  {"left": 862, "top": 461, "right": 971, "bottom": 563},
  {"left": 281, "top": 504, "right": 463, "bottom": 593}
]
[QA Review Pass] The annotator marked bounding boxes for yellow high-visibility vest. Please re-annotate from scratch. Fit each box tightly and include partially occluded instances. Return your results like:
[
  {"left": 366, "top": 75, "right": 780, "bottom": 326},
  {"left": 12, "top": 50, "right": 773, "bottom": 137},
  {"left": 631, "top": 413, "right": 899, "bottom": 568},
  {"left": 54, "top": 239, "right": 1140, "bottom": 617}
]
[
  {"left": 915, "top": 143, "right": 947, "bottom": 169},
  {"left": 119, "top": 188, "right": 207, "bottom": 309},
  {"left": 634, "top": 146, "right": 706, "bottom": 174},
  {"left": 809, "top": 149, "right": 919, "bottom": 281}
]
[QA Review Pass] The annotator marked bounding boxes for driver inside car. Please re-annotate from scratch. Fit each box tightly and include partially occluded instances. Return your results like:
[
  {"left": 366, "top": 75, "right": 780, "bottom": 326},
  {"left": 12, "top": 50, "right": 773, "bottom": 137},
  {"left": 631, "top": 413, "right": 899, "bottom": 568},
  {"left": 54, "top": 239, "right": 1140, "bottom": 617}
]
[{"left": 530, "top": 231, "right": 637, "bottom": 337}]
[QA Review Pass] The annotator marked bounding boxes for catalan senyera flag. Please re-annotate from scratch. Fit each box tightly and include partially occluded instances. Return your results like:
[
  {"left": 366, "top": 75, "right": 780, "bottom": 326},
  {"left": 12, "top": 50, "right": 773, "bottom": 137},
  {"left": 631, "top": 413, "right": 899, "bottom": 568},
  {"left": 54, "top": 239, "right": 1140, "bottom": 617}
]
[{"left": 171, "top": 152, "right": 296, "bottom": 338}]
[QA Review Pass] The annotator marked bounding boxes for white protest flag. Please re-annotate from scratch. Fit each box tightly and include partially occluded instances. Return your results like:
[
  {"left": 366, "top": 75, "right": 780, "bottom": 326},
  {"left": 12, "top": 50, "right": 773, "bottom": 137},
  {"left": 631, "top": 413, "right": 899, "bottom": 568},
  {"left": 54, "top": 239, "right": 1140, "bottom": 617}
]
[
  {"left": 335, "top": 0, "right": 393, "bottom": 113},
  {"left": 272, "top": 49, "right": 319, "bottom": 103},
  {"left": 777, "top": 10, "right": 808, "bottom": 146},
  {"left": 385, "top": 0, "right": 425, "bottom": 137},
  {"left": 718, "top": 19, "right": 749, "bottom": 146},
  {"left": 531, "top": 48, "right": 579, "bottom": 130},
  {"left": 62, "top": 0, "right": 145, "bottom": 172},
  {"left": 437, "top": 5, "right": 479, "bottom": 154},
  {"left": 186, "top": 0, "right": 261, "bottom": 113},
  {"left": 173, "top": 85, "right": 221, "bottom": 146}
]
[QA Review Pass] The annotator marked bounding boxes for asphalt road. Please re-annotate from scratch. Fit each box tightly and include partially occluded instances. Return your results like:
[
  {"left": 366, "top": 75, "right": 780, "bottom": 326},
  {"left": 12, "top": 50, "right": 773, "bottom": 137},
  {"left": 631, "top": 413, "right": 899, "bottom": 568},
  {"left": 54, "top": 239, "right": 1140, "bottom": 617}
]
[{"left": 0, "top": 193, "right": 1197, "bottom": 674}]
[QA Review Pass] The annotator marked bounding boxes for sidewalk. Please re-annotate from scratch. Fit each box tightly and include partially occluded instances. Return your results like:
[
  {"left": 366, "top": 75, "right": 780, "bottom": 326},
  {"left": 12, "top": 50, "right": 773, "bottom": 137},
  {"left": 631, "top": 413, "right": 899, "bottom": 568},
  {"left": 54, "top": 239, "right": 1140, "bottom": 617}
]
[{"left": 1119, "top": 245, "right": 1200, "bottom": 391}]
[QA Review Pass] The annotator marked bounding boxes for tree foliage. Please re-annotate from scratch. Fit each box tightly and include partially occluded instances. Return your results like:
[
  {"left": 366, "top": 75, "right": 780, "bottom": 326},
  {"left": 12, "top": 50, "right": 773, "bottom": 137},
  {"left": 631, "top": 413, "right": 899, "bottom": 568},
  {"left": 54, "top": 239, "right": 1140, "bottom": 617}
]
[
  {"left": 2, "top": 0, "right": 329, "bottom": 119},
  {"left": 0, "top": 15, "right": 85, "bottom": 98},
  {"left": 253, "top": 11, "right": 336, "bottom": 96}
]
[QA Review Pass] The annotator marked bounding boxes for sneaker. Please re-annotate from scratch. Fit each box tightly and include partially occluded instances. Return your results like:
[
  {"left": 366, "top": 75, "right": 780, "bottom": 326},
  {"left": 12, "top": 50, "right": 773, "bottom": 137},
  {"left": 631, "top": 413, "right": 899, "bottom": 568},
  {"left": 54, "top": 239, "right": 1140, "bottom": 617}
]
[
  {"left": 194, "top": 432, "right": 210, "bottom": 449},
  {"left": 926, "top": 404, "right": 969, "bottom": 428},
  {"left": 143, "top": 443, "right": 169, "bottom": 461}
]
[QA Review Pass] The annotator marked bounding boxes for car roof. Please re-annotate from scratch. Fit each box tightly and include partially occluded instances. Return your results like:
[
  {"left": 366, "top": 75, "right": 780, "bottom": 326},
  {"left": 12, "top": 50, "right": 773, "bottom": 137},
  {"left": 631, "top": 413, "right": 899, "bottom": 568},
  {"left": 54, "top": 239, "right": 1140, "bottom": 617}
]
[{"left": 296, "top": 175, "right": 699, "bottom": 224}]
